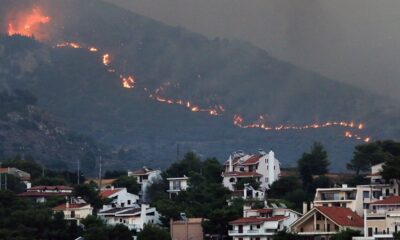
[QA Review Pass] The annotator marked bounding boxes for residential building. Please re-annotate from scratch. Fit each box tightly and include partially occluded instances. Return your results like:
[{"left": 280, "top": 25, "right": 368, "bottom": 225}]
[
  {"left": 128, "top": 167, "right": 162, "bottom": 185},
  {"left": 170, "top": 218, "right": 205, "bottom": 240},
  {"left": 0, "top": 167, "right": 31, "bottom": 188},
  {"left": 291, "top": 206, "right": 364, "bottom": 239},
  {"left": 18, "top": 185, "right": 73, "bottom": 203},
  {"left": 222, "top": 150, "right": 281, "bottom": 192},
  {"left": 228, "top": 204, "right": 301, "bottom": 240},
  {"left": 100, "top": 187, "right": 139, "bottom": 209},
  {"left": 128, "top": 167, "right": 162, "bottom": 200},
  {"left": 53, "top": 198, "right": 93, "bottom": 225},
  {"left": 362, "top": 196, "right": 400, "bottom": 239},
  {"left": 313, "top": 163, "right": 399, "bottom": 217},
  {"left": 167, "top": 176, "right": 189, "bottom": 199},
  {"left": 231, "top": 184, "right": 265, "bottom": 201},
  {"left": 98, "top": 204, "right": 160, "bottom": 232}
]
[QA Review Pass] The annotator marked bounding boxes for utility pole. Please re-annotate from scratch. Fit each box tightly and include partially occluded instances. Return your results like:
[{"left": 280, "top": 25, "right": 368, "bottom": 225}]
[
  {"left": 177, "top": 143, "right": 180, "bottom": 161},
  {"left": 77, "top": 157, "right": 80, "bottom": 185},
  {"left": 98, "top": 155, "right": 102, "bottom": 189}
]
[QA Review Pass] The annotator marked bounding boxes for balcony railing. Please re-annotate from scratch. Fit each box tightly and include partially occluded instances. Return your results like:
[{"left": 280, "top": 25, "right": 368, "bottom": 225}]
[{"left": 228, "top": 229, "right": 277, "bottom": 236}]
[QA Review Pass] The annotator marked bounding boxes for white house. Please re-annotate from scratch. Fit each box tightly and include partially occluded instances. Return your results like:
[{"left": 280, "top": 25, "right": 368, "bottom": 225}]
[
  {"left": 167, "top": 176, "right": 189, "bottom": 198},
  {"left": 222, "top": 150, "right": 281, "bottom": 191},
  {"left": 53, "top": 198, "right": 93, "bottom": 225},
  {"left": 100, "top": 187, "right": 139, "bottom": 209},
  {"left": 128, "top": 167, "right": 162, "bottom": 200},
  {"left": 98, "top": 204, "right": 161, "bottom": 232},
  {"left": 228, "top": 204, "right": 301, "bottom": 240}
]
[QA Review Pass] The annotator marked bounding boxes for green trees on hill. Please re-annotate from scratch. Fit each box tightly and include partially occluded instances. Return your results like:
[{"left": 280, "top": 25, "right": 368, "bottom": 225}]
[{"left": 347, "top": 140, "right": 400, "bottom": 175}]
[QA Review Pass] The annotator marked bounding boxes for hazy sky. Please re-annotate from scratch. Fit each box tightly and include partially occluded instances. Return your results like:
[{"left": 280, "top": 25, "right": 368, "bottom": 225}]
[{"left": 105, "top": 0, "right": 400, "bottom": 100}]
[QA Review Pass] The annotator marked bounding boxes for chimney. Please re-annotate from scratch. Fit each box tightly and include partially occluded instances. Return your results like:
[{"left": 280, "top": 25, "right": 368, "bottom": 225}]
[
  {"left": 141, "top": 204, "right": 148, "bottom": 222},
  {"left": 228, "top": 155, "right": 233, "bottom": 172},
  {"left": 268, "top": 150, "right": 275, "bottom": 185}
]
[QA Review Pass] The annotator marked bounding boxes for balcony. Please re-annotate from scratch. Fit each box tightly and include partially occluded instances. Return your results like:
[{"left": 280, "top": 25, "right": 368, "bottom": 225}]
[{"left": 228, "top": 229, "right": 276, "bottom": 236}]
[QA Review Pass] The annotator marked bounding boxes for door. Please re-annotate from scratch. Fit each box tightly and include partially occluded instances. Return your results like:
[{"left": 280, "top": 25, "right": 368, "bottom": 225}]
[{"left": 238, "top": 225, "right": 243, "bottom": 233}]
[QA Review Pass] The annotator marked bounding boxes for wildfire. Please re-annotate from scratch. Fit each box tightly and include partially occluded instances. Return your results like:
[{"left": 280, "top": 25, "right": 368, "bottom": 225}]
[
  {"left": 234, "top": 115, "right": 371, "bottom": 142},
  {"left": 121, "top": 75, "right": 136, "bottom": 89},
  {"left": 102, "top": 54, "right": 110, "bottom": 66},
  {"left": 7, "top": 7, "right": 50, "bottom": 40},
  {"left": 147, "top": 86, "right": 225, "bottom": 116},
  {"left": 53, "top": 40, "right": 372, "bottom": 143}
]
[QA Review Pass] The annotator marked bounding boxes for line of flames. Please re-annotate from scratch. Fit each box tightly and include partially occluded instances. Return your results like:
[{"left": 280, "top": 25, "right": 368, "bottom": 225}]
[{"left": 54, "top": 41, "right": 371, "bottom": 142}]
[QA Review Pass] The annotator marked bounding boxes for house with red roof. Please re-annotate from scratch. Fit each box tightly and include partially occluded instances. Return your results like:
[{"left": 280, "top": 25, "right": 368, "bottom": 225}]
[
  {"left": 18, "top": 185, "right": 73, "bottom": 203},
  {"left": 290, "top": 206, "right": 364, "bottom": 239},
  {"left": 222, "top": 150, "right": 281, "bottom": 192},
  {"left": 53, "top": 198, "right": 93, "bottom": 225},
  {"left": 362, "top": 196, "right": 400, "bottom": 238},
  {"left": 228, "top": 204, "right": 301, "bottom": 240},
  {"left": 99, "top": 187, "right": 139, "bottom": 210}
]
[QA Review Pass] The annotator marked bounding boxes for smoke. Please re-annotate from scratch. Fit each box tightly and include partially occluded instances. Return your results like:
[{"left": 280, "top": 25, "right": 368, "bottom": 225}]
[{"left": 105, "top": 0, "right": 400, "bottom": 100}]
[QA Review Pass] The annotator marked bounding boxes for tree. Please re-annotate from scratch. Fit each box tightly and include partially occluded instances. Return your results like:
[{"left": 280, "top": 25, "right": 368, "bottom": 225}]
[
  {"left": 381, "top": 156, "right": 400, "bottom": 193},
  {"left": 113, "top": 176, "right": 140, "bottom": 194},
  {"left": 73, "top": 184, "right": 103, "bottom": 211},
  {"left": 347, "top": 142, "right": 388, "bottom": 175},
  {"left": 272, "top": 230, "right": 299, "bottom": 240},
  {"left": 310, "top": 176, "right": 333, "bottom": 193},
  {"left": 202, "top": 158, "right": 223, "bottom": 183},
  {"left": 283, "top": 189, "right": 309, "bottom": 213},
  {"left": 330, "top": 229, "right": 361, "bottom": 240},
  {"left": 165, "top": 152, "right": 202, "bottom": 177},
  {"left": 137, "top": 224, "right": 171, "bottom": 240},
  {"left": 108, "top": 224, "right": 133, "bottom": 240},
  {"left": 268, "top": 176, "right": 301, "bottom": 198},
  {"left": 104, "top": 170, "right": 126, "bottom": 178},
  {"left": 298, "top": 142, "right": 330, "bottom": 190},
  {"left": 393, "top": 231, "right": 400, "bottom": 240}
]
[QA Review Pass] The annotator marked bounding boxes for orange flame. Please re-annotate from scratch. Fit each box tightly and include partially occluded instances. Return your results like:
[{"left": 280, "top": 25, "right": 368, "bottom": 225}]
[
  {"left": 102, "top": 54, "right": 110, "bottom": 66},
  {"left": 121, "top": 75, "right": 136, "bottom": 89},
  {"left": 7, "top": 7, "right": 50, "bottom": 40}
]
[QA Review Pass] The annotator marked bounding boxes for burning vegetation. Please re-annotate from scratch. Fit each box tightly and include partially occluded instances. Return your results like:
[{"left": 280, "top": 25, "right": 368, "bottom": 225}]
[
  {"left": 5, "top": 6, "right": 371, "bottom": 143},
  {"left": 6, "top": 7, "right": 50, "bottom": 40}
]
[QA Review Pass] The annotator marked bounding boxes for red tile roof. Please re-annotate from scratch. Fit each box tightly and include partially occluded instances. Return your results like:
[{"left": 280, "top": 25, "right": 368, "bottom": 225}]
[
  {"left": 223, "top": 171, "right": 262, "bottom": 177},
  {"left": 371, "top": 196, "right": 400, "bottom": 205},
  {"left": 18, "top": 192, "right": 71, "bottom": 197},
  {"left": 229, "top": 216, "right": 286, "bottom": 225},
  {"left": 100, "top": 189, "right": 122, "bottom": 198},
  {"left": 53, "top": 203, "right": 89, "bottom": 211},
  {"left": 242, "top": 155, "right": 261, "bottom": 165},
  {"left": 315, "top": 207, "right": 363, "bottom": 227},
  {"left": 29, "top": 186, "right": 73, "bottom": 191}
]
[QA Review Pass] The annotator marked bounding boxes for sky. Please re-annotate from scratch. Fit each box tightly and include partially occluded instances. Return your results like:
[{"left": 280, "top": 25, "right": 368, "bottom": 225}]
[{"left": 105, "top": 0, "right": 400, "bottom": 100}]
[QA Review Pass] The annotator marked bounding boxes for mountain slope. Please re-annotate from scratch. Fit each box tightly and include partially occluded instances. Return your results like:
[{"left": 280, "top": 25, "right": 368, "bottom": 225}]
[{"left": 0, "top": 0, "right": 399, "bottom": 170}]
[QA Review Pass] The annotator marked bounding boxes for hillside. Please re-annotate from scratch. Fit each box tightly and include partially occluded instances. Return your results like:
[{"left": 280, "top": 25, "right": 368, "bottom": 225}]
[{"left": 0, "top": 0, "right": 399, "bottom": 170}]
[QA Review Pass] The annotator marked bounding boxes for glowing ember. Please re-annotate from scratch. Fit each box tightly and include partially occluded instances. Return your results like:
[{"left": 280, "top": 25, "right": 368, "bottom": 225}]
[
  {"left": 102, "top": 54, "right": 111, "bottom": 66},
  {"left": 121, "top": 75, "right": 136, "bottom": 89},
  {"left": 7, "top": 7, "right": 50, "bottom": 40}
]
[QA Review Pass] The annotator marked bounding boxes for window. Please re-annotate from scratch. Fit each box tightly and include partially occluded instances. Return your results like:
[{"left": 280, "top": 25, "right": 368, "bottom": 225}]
[
  {"left": 240, "top": 167, "right": 245, "bottom": 172},
  {"left": 128, "top": 200, "right": 131, "bottom": 205},
  {"left": 316, "top": 224, "right": 320, "bottom": 230},
  {"left": 327, "top": 224, "right": 330, "bottom": 232},
  {"left": 229, "top": 178, "right": 235, "bottom": 183},
  {"left": 300, "top": 227, "right": 303, "bottom": 232},
  {"left": 71, "top": 210, "right": 75, "bottom": 218},
  {"left": 257, "top": 225, "right": 260, "bottom": 229}
]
